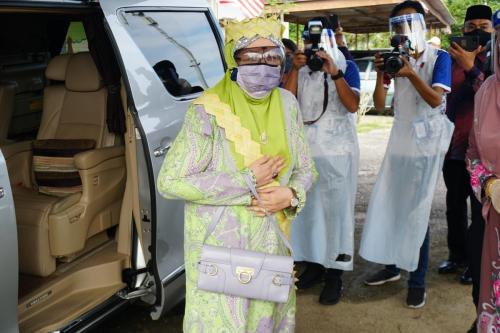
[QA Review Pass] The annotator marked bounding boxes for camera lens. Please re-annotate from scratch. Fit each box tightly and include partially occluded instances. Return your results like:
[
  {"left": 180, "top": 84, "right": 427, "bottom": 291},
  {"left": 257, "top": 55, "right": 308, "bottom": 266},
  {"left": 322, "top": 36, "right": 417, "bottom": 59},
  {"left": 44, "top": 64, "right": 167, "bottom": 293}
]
[
  {"left": 307, "top": 55, "right": 324, "bottom": 71},
  {"left": 385, "top": 56, "right": 403, "bottom": 74}
]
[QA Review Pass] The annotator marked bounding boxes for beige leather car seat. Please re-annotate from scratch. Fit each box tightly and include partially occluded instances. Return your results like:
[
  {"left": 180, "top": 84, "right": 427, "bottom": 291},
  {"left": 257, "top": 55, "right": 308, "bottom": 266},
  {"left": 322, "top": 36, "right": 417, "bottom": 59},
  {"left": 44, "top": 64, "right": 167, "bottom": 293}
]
[
  {"left": 0, "top": 81, "right": 17, "bottom": 143},
  {"left": 37, "top": 54, "right": 71, "bottom": 139},
  {"left": 14, "top": 53, "right": 126, "bottom": 277}
]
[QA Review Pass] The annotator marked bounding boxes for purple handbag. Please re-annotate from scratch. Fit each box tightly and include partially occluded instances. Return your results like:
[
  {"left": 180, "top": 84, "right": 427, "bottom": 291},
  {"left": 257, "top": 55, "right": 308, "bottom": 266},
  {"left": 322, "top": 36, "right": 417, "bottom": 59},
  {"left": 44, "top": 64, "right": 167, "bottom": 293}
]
[{"left": 197, "top": 207, "right": 294, "bottom": 303}]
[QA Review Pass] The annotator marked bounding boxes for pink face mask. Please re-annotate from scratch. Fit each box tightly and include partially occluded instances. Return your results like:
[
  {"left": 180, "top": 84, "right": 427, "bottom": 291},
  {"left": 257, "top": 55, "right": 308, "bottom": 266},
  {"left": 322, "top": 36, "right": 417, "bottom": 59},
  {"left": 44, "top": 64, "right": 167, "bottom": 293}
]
[{"left": 236, "top": 64, "right": 281, "bottom": 99}]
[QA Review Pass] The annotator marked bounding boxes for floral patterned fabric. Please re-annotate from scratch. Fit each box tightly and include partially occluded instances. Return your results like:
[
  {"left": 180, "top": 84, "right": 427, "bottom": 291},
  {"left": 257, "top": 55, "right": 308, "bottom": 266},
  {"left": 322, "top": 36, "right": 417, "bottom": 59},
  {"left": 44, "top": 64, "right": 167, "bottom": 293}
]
[
  {"left": 157, "top": 89, "right": 315, "bottom": 333},
  {"left": 469, "top": 159, "right": 494, "bottom": 201},
  {"left": 477, "top": 209, "right": 500, "bottom": 332},
  {"left": 465, "top": 67, "right": 500, "bottom": 331}
]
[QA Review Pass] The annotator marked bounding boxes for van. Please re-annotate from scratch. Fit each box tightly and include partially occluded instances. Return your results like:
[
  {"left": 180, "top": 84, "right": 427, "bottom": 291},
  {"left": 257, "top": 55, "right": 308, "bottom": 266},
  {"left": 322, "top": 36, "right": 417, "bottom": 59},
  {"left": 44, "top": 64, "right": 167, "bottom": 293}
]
[
  {"left": 354, "top": 56, "right": 394, "bottom": 111},
  {"left": 0, "top": 1, "right": 226, "bottom": 332}
]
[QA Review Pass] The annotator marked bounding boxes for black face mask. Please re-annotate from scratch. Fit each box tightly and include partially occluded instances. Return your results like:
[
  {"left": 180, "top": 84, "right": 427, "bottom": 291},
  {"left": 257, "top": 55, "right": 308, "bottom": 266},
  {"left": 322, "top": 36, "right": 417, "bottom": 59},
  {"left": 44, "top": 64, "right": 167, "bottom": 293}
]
[{"left": 464, "top": 29, "right": 491, "bottom": 46}]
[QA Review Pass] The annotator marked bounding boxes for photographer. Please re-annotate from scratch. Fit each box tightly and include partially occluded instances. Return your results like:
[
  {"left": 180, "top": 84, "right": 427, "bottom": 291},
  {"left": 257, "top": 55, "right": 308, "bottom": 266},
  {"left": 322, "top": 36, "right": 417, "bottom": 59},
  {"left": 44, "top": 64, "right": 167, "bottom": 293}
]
[
  {"left": 360, "top": 1, "right": 452, "bottom": 308},
  {"left": 439, "top": 4, "right": 493, "bottom": 320},
  {"left": 285, "top": 17, "right": 361, "bottom": 306}
]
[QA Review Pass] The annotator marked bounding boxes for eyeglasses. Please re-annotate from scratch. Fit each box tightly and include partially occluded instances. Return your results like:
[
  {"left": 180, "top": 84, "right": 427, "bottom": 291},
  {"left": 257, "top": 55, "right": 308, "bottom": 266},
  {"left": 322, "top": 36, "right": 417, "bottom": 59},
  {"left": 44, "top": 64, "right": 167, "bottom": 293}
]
[{"left": 235, "top": 46, "right": 284, "bottom": 66}]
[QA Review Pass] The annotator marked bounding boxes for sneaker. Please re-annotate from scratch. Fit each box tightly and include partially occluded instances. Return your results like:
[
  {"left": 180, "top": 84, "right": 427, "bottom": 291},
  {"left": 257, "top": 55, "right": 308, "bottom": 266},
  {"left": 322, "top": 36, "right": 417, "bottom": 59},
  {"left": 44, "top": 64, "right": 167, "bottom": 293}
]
[
  {"left": 319, "top": 276, "right": 343, "bottom": 305},
  {"left": 364, "top": 269, "right": 401, "bottom": 286},
  {"left": 296, "top": 262, "right": 325, "bottom": 290},
  {"left": 406, "top": 287, "right": 426, "bottom": 308}
]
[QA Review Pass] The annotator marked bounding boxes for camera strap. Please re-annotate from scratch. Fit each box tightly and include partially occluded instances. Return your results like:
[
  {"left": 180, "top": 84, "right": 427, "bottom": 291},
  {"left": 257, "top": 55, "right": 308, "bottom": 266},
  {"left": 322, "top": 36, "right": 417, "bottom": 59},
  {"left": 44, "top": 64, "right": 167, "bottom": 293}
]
[{"left": 304, "top": 72, "right": 328, "bottom": 126}]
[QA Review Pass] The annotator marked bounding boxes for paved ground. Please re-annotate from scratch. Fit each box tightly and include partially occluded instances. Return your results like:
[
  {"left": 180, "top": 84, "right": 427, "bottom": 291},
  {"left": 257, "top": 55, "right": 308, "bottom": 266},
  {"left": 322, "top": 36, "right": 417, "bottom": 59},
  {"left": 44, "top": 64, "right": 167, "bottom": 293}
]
[{"left": 94, "top": 116, "right": 476, "bottom": 333}]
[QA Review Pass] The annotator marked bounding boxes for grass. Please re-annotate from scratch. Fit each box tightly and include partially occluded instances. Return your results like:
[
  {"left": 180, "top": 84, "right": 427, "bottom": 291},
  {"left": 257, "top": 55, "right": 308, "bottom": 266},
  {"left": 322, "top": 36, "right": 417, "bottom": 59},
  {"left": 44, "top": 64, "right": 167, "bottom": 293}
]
[{"left": 356, "top": 115, "right": 393, "bottom": 134}]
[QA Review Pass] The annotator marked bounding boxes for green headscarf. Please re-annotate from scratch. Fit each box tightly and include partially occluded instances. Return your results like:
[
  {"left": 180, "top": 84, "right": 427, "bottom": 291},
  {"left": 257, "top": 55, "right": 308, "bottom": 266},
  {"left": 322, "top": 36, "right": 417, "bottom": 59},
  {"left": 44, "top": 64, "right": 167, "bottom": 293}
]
[{"left": 206, "top": 57, "right": 291, "bottom": 177}]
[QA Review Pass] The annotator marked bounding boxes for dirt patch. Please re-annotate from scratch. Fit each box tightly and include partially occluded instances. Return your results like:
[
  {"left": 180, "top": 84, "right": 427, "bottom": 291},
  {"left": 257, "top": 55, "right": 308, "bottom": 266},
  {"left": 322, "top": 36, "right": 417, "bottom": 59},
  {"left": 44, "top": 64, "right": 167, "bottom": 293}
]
[{"left": 94, "top": 120, "right": 476, "bottom": 333}]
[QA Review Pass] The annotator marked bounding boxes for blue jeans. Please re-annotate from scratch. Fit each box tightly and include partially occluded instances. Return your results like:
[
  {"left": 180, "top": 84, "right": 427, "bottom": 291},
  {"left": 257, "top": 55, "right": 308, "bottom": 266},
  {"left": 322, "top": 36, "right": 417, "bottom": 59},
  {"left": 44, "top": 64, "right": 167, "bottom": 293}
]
[{"left": 386, "top": 228, "right": 430, "bottom": 289}]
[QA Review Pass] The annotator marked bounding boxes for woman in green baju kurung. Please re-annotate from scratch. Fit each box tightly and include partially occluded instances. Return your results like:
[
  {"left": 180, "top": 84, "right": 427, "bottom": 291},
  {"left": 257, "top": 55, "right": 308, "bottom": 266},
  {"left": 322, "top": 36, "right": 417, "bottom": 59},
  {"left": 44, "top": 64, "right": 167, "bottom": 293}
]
[{"left": 157, "top": 17, "right": 316, "bottom": 333}]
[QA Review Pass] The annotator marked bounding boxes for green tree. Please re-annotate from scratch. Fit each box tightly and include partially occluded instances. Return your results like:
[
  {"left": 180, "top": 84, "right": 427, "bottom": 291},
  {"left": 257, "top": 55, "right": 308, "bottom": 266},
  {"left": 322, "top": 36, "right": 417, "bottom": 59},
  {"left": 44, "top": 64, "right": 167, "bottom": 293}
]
[{"left": 448, "top": 0, "right": 499, "bottom": 30}]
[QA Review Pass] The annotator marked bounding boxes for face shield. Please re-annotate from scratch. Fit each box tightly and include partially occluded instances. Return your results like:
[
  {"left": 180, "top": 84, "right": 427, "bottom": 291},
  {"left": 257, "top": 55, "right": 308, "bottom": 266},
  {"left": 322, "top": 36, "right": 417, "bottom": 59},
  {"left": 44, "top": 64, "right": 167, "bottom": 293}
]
[
  {"left": 319, "top": 28, "right": 346, "bottom": 69},
  {"left": 389, "top": 13, "right": 427, "bottom": 55}
]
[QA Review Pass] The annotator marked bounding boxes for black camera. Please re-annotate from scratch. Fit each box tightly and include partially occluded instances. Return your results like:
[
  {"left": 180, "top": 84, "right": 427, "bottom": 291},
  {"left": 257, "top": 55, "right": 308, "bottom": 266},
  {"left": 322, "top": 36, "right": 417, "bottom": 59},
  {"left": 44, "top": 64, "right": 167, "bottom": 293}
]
[
  {"left": 380, "top": 35, "right": 411, "bottom": 74},
  {"left": 381, "top": 52, "right": 404, "bottom": 74},
  {"left": 304, "top": 20, "right": 324, "bottom": 71}
]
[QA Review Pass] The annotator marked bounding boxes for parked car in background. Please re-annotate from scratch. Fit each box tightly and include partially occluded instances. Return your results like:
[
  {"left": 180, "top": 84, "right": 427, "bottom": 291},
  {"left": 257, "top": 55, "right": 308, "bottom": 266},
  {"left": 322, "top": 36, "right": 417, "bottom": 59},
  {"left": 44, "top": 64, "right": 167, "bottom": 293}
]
[{"left": 354, "top": 56, "right": 394, "bottom": 111}]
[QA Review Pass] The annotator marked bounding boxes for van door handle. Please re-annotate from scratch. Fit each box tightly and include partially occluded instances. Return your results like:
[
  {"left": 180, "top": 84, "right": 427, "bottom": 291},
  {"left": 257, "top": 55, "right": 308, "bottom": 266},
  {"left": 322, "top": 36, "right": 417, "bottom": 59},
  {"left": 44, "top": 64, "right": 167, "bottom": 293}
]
[
  {"left": 153, "top": 145, "right": 171, "bottom": 157},
  {"left": 0, "top": 187, "right": 4, "bottom": 199},
  {"left": 153, "top": 138, "right": 172, "bottom": 158}
]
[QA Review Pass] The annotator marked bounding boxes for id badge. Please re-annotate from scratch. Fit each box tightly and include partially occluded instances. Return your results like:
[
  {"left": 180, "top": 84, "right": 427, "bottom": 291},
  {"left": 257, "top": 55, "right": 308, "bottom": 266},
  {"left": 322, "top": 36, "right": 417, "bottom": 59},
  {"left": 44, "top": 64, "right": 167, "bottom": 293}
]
[
  {"left": 413, "top": 121, "right": 427, "bottom": 139},
  {"left": 428, "top": 118, "right": 441, "bottom": 137}
]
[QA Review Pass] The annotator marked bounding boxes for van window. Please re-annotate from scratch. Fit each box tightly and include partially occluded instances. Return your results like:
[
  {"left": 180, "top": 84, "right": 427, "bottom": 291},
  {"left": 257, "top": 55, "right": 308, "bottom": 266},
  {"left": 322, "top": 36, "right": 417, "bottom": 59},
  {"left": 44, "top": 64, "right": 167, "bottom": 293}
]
[
  {"left": 0, "top": 14, "right": 70, "bottom": 141},
  {"left": 368, "top": 61, "right": 378, "bottom": 80},
  {"left": 61, "top": 22, "right": 88, "bottom": 54},
  {"left": 355, "top": 59, "right": 369, "bottom": 73},
  {"left": 122, "top": 11, "right": 225, "bottom": 97}
]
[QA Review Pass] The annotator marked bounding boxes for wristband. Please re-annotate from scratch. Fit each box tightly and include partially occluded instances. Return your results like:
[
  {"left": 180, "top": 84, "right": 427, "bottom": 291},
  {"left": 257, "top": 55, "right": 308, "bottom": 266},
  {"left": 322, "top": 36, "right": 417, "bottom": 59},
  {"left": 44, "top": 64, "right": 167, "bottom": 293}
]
[{"left": 331, "top": 70, "right": 344, "bottom": 80}]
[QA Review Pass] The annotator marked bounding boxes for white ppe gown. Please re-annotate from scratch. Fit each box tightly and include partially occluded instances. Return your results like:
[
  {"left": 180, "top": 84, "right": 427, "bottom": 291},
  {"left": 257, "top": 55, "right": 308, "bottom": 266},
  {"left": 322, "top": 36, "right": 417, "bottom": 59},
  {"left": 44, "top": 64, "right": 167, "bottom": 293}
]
[
  {"left": 291, "top": 62, "right": 359, "bottom": 271},
  {"left": 359, "top": 45, "right": 454, "bottom": 272}
]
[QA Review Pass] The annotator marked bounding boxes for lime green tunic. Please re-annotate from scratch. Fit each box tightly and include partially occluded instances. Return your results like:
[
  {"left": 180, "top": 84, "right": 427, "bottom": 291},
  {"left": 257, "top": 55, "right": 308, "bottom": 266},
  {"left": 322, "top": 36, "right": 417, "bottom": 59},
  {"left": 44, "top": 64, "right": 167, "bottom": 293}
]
[{"left": 157, "top": 86, "right": 315, "bottom": 333}]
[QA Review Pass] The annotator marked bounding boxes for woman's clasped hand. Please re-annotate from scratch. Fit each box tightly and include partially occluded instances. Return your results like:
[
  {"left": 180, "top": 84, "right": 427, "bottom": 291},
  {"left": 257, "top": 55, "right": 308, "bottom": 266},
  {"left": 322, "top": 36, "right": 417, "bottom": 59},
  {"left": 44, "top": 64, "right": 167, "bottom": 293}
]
[{"left": 247, "top": 155, "right": 294, "bottom": 217}]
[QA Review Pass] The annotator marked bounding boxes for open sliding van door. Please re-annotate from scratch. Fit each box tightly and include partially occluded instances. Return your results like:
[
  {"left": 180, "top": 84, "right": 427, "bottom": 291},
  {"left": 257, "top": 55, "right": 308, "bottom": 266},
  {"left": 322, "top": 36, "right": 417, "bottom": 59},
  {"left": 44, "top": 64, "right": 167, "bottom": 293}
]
[
  {"left": 0, "top": 149, "right": 19, "bottom": 333},
  {"left": 99, "top": 0, "right": 226, "bottom": 318}
]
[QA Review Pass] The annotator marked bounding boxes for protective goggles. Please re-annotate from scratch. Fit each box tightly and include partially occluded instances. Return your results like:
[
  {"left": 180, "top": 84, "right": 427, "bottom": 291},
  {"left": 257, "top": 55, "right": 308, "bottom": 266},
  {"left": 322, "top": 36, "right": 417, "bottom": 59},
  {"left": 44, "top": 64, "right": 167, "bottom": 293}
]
[{"left": 234, "top": 46, "right": 285, "bottom": 66}]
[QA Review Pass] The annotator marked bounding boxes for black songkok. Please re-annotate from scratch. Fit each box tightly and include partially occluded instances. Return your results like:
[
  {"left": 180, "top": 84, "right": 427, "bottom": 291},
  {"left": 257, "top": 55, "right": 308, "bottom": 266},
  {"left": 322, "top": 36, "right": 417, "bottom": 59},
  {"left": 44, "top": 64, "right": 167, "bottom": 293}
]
[{"left": 465, "top": 5, "right": 493, "bottom": 23}]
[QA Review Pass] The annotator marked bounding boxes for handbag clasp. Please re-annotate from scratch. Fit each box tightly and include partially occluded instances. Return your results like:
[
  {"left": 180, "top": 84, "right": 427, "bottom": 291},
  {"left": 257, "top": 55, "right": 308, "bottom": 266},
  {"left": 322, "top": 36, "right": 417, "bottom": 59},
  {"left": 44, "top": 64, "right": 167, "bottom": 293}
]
[
  {"left": 272, "top": 275, "right": 284, "bottom": 286},
  {"left": 236, "top": 266, "right": 255, "bottom": 284},
  {"left": 206, "top": 264, "right": 218, "bottom": 276}
]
